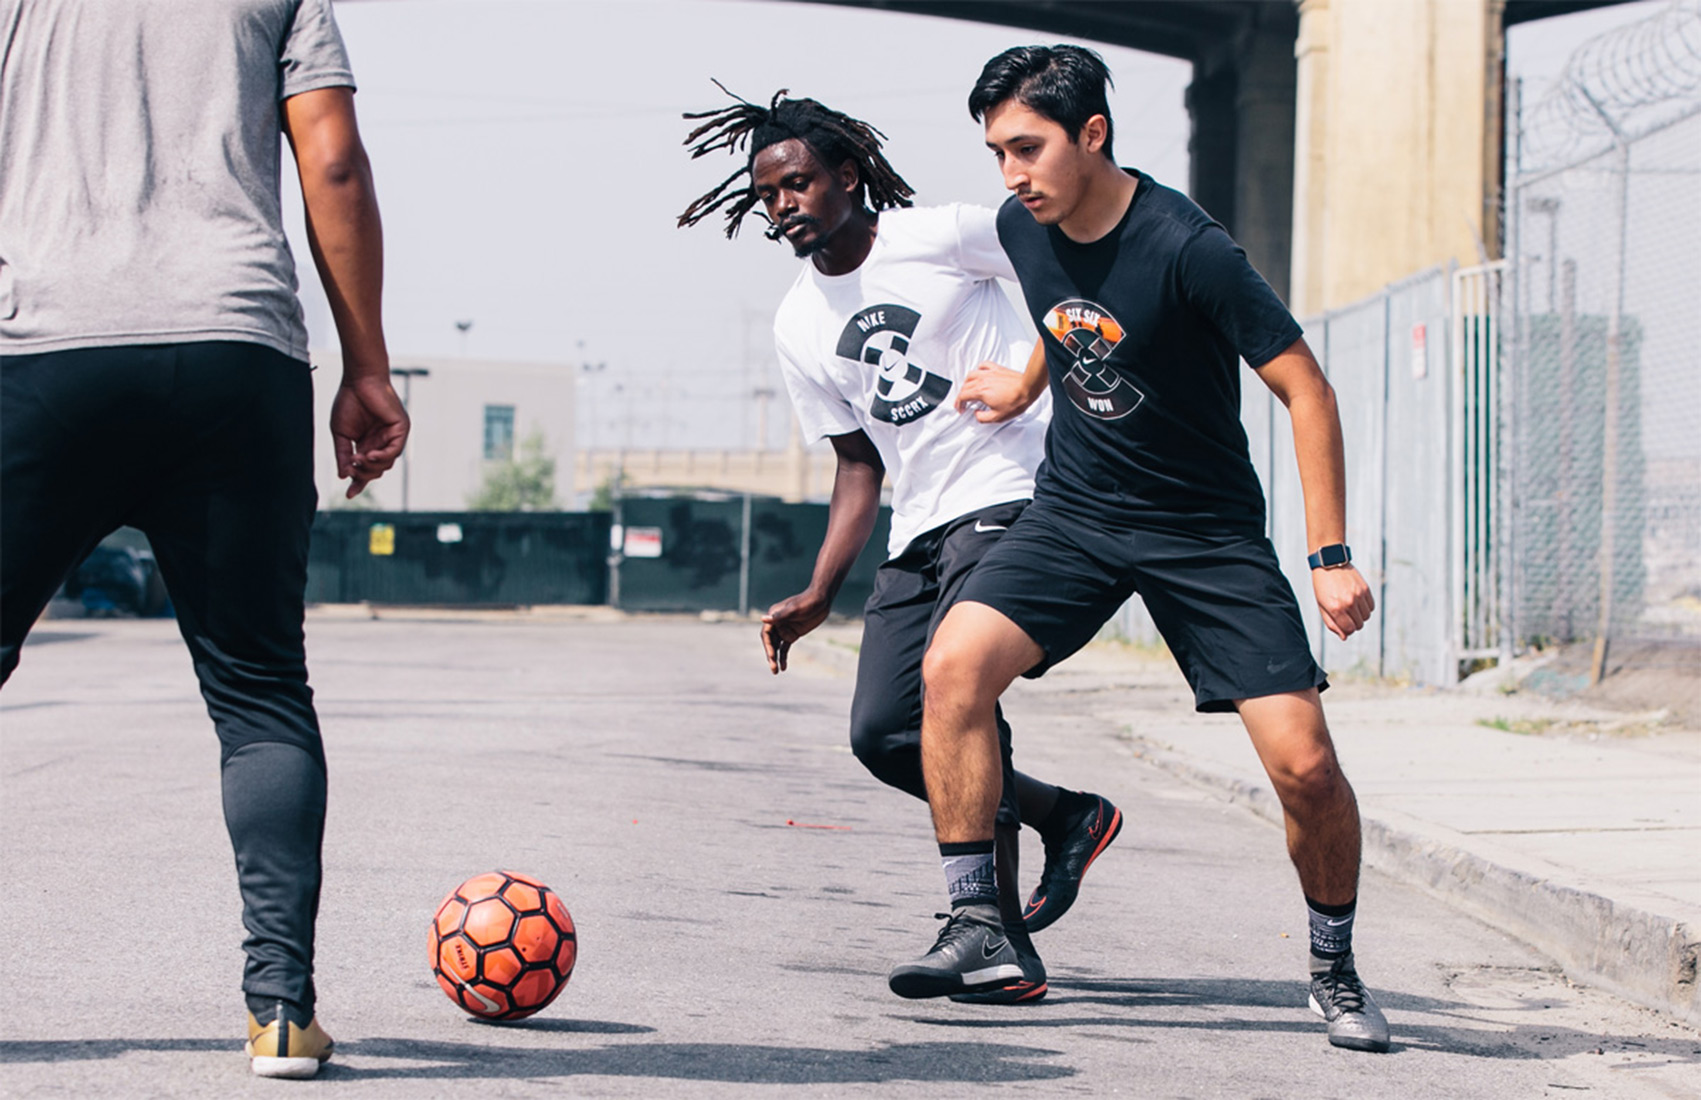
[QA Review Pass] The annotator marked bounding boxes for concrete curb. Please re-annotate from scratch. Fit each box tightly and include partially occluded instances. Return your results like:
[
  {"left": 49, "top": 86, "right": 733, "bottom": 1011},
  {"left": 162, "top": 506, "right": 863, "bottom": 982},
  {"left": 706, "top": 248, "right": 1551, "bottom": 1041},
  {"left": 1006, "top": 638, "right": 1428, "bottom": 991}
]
[{"left": 1125, "top": 735, "right": 1701, "bottom": 1027}]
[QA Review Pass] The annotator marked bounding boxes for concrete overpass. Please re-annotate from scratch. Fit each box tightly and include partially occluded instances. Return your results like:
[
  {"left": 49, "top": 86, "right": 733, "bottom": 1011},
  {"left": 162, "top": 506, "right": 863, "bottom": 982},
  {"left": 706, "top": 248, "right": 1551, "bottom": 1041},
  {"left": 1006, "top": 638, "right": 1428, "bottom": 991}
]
[{"left": 804, "top": 0, "right": 1627, "bottom": 314}]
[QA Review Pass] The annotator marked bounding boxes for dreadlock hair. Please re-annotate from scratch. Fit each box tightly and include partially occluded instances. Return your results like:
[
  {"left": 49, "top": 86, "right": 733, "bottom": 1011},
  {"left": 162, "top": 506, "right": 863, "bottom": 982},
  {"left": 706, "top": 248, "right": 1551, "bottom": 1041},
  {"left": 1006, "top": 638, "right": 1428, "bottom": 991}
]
[{"left": 678, "top": 82, "right": 915, "bottom": 241}]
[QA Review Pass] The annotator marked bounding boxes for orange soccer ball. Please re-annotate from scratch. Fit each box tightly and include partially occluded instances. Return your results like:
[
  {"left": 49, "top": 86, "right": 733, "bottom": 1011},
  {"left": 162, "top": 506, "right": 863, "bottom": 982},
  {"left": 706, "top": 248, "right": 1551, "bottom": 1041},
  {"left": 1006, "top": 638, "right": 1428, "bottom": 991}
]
[{"left": 429, "top": 870, "right": 577, "bottom": 1020}]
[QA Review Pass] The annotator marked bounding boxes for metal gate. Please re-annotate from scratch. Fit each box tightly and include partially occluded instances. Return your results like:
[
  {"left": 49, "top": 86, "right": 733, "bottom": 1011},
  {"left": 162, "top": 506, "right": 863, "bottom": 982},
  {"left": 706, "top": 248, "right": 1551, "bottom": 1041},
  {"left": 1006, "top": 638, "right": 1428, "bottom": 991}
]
[{"left": 1453, "top": 260, "right": 1508, "bottom": 664}]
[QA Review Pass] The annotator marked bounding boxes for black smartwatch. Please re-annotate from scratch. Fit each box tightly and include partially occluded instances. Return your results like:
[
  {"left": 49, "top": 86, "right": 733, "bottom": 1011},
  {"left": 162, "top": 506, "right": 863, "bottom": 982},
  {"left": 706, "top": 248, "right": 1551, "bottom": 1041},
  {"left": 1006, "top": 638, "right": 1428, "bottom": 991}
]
[{"left": 1307, "top": 543, "right": 1352, "bottom": 570}]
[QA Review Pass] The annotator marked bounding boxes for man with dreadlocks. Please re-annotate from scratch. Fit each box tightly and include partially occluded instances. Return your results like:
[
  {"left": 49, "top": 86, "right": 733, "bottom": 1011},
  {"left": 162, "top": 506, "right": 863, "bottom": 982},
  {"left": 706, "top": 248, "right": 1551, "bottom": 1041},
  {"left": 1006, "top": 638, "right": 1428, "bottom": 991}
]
[{"left": 679, "top": 88, "right": 1124, "bottom": 1004}]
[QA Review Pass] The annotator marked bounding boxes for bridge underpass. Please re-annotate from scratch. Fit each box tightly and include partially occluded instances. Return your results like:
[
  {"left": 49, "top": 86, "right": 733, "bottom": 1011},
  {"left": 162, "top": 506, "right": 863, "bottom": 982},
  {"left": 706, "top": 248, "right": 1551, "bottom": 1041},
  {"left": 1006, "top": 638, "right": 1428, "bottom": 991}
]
[{"left": 803, "top": 0, "right": 1627, "bottom": 314}]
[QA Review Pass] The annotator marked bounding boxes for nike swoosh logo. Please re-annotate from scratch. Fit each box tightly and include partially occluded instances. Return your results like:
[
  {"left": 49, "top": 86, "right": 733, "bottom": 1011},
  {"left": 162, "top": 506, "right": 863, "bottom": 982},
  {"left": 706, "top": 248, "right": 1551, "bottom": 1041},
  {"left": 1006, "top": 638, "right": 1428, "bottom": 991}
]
[
  {"left": 1267, "top": 659, "right": 1294, "bottom": 675},
  {"left": 983, "top": 938, "right": 1010, "bottom": 960},
  {"left": 457, "top": 980, "right": 502, "bottom": 1013},
  {"left": 973, "top": 521, "right": 1008, "bottom": 533},
  {"left": 1324, "top": 916, "right": 1353, "bottom": 927}
]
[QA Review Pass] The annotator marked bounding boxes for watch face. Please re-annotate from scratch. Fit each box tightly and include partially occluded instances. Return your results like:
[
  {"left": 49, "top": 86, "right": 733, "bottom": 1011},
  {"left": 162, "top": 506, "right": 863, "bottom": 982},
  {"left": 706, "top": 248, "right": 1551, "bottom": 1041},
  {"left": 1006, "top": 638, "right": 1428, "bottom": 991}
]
[{"left": 1312, "top": 545, "right": 1351, "bottom": 568}]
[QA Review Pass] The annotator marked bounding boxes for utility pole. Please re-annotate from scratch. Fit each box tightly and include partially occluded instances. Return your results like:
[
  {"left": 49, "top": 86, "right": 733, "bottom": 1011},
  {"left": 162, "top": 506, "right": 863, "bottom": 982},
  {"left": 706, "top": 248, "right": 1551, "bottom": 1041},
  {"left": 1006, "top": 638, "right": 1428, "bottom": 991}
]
[
  {"left": 392, "top": 366, "right": 430, "bottom": 511},
  {"left": 578, "top": 348, "right": 606, "bottom": 500}
]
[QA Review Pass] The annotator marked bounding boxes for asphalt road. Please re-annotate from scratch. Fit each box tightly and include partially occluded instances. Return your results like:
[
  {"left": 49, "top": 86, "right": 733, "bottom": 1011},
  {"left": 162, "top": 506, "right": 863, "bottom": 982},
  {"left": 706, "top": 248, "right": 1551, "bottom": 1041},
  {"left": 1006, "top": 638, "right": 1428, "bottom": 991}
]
[{"left": 1, "top": 613, "right": 1696, "bottom": 1098}]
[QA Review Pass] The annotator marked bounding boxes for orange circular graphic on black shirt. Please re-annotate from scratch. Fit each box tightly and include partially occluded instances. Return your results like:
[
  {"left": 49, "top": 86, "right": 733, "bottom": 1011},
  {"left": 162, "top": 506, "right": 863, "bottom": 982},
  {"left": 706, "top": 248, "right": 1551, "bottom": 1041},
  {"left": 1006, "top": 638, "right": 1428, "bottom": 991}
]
[{"left": 1045, "top": 298, "right": 1143, "bottom": 421}]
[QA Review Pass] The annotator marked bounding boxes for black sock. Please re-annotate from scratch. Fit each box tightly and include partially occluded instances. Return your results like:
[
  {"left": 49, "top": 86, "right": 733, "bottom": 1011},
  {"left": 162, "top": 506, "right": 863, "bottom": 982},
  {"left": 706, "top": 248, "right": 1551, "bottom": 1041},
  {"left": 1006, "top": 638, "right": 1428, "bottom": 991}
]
[
  {"left": 1306, "top": 895, "right": 1356, "bottom": 960},
  {"left": 940, "top": 839, "right": 998, "bottom": 908},
  {"left": 1004, "top": 917, "right": 1035, "bottom": 958},
  {"left": 1034, "top": 788, "right": 1088, "bottom": 839}
]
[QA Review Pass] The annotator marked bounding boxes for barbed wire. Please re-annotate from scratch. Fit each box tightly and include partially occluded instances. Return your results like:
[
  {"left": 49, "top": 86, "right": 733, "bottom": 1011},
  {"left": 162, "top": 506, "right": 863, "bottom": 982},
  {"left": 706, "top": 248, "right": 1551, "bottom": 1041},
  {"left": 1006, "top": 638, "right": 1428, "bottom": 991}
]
[{"left": 1520, "top": 0, "right": 1701, "bottom": 172}]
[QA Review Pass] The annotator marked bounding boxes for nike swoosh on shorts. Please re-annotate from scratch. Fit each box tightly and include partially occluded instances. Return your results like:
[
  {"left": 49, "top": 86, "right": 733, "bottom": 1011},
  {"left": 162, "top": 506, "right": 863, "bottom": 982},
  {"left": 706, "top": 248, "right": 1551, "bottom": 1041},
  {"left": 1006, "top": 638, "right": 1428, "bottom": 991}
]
[{"left": 974, "top": 521, "right": 1008, "bottom": 533}]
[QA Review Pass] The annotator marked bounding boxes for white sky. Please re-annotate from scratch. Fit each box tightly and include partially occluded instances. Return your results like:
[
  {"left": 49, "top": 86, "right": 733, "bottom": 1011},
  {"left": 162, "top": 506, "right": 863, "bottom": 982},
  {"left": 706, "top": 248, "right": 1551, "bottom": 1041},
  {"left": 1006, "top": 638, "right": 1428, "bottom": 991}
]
[
  {"left": 287, "top": 0, "right": 1665, "bottom": 452},
  {"left": 287, "top": 0, "right": 1194, "bottom": 450}
]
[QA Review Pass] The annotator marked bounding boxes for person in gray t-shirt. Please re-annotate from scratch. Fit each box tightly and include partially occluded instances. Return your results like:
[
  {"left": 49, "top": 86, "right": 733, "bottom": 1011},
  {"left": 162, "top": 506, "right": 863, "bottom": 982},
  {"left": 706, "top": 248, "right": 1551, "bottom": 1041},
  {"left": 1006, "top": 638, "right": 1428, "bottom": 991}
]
[{"left": 1, "top": 0, "right": 408, "bottom": 1079}]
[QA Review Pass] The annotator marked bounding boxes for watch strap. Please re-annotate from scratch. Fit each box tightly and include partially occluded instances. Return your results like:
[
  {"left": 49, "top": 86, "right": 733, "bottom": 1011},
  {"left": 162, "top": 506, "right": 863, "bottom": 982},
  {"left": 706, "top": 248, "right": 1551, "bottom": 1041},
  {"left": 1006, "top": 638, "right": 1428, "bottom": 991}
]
[{"left": 1308, "top": 543, "right": 1352, "bottom": 570}]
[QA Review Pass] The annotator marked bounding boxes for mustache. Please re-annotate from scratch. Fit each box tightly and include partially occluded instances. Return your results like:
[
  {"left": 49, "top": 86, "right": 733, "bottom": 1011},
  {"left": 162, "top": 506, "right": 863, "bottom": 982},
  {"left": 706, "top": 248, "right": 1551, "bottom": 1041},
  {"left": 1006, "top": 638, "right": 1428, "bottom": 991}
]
[{"left": 766, "top": 214, "right": 821, "bottom": 242}]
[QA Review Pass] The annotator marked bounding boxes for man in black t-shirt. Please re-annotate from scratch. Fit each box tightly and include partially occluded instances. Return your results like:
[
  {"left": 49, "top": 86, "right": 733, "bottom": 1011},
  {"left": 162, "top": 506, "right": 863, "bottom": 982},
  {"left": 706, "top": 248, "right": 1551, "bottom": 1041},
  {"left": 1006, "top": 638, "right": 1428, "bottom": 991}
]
[{"left": 886, "top": 46, "right": 1389, "bottom": 1054}]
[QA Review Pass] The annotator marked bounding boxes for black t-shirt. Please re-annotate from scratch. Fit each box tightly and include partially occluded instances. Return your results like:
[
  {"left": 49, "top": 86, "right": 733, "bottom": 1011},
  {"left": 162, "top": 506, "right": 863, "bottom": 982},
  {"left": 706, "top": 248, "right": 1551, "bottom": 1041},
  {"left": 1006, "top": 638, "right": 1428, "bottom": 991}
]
[{"left": 997, "top": 171, "right": 1303, "bottom": 534}]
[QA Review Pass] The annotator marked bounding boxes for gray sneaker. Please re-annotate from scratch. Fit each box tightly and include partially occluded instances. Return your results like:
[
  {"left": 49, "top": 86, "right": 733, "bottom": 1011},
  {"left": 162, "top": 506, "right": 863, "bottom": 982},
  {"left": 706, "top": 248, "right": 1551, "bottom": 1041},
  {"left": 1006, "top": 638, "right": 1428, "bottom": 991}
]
[
  {"left": 949, "top": 919, "right": 1048, "bottom": 1004},
  {"left": 889, "top": 905, "right": 1024, "bottom": 1000},
  {"left": 1308, "top": 953, "right": 1391, "bottom": 1052}
]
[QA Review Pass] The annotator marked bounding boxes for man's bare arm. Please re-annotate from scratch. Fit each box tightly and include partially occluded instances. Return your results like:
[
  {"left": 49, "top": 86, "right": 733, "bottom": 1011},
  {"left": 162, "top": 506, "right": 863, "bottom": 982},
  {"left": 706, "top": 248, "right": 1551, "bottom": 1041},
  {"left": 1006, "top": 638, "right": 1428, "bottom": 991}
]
[
  {"left": 761, "top": 431, "right": 884, "bottom": 673},
  {"left": 1255, "top": 337, "right": 1375, "bottom": 640},
  {"left": 283, "top": 86, "right": 408, "bottom": 498},
  {"left": 955, "top": 337, "right": 1048, "bottom": 423}
]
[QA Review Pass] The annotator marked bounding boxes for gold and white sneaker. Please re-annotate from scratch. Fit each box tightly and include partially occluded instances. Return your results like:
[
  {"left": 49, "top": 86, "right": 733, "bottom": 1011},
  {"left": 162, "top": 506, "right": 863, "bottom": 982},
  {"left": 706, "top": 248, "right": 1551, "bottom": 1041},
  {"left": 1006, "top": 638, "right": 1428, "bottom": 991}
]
[{"left": 246, "top": 1001, "right": 334, "bottom": 1079}]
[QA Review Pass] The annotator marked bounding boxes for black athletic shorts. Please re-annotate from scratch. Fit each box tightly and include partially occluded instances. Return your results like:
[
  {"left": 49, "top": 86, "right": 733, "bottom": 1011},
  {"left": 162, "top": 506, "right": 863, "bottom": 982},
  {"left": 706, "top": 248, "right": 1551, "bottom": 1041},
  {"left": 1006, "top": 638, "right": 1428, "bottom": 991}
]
[
  {"left": 956, "top": 497, "right": 1327, "bottom": 712},
  {"left": 851, "top": 499, "right": 1028, "bottom": 829}
]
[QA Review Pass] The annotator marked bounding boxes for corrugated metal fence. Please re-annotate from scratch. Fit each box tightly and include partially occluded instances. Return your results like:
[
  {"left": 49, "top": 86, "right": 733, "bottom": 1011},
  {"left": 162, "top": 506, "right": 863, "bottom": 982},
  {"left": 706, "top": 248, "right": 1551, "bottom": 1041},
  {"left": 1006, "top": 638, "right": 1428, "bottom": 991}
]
[
  {"left": 1106, "top": 265, "right": 1469, "bottom": 686},
  {"left": 305, "top": 499, "right": 889, "bottom": 617}
]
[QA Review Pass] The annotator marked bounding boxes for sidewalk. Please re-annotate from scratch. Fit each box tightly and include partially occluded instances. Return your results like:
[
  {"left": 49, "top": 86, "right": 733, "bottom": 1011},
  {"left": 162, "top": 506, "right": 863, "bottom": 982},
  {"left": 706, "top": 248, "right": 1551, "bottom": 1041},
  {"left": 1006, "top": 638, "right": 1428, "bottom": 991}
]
[{"left": 806, "top": 621, "right": 1701, "bottom": 1026}]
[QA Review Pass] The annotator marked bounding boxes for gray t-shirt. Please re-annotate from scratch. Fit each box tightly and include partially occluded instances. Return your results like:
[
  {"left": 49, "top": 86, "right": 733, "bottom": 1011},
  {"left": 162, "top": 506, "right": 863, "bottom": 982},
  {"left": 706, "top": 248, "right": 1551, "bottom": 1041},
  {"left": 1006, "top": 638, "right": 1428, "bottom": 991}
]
[{"left": 0, "top": 0, "right": 355, "bottom": 359}]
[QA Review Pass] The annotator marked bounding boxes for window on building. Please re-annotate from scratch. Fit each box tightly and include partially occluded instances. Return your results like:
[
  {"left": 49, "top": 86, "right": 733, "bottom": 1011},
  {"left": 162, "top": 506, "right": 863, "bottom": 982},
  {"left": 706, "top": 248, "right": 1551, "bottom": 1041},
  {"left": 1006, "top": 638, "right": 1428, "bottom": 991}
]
[{"left": 483, "top": 404, "right": 515, "bottom": 461}]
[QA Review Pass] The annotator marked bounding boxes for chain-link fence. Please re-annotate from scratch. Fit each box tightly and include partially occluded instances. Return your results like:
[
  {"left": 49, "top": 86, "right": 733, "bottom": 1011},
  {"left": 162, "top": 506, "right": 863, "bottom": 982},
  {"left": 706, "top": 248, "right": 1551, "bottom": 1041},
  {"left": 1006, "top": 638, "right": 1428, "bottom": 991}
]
[
  {"left": 1505, "top": 0, "right": 1701, "bottom": 666},
  {"left": 1104, "top": 265, "right": 1459, "bottom": 685}
]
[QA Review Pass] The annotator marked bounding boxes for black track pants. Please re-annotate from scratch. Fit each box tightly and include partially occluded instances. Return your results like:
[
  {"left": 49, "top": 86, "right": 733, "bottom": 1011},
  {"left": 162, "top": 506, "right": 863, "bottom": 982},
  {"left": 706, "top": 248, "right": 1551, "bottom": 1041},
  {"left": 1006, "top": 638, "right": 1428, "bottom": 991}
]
[{"left": 1, "top": 341, "right": 326, "bottom": 1009}]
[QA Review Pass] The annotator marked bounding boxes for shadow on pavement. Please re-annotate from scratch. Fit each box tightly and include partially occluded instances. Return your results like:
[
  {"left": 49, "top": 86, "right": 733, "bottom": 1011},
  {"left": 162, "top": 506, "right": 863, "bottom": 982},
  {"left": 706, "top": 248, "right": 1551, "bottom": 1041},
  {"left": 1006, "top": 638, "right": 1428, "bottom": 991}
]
[
  {"left": 896, "top": 976, "right": 1701, "bottom": 1065},
  {"left": 0, "top": 1036, "right": 1075, "bottom": 1084},
  {"left": 464, "top": 1017, "right": 654, "bottom": 1034},
  {"left": 330, "top": 1038, "right": 1074, "bottom": 1083}
]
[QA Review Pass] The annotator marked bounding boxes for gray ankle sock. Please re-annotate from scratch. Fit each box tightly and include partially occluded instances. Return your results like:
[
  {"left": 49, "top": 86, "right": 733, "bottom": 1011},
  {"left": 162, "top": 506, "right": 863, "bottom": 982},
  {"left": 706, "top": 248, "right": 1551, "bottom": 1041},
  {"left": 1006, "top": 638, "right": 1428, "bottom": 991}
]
[
  {"left": 1306, "top": 895, "right": 1356, "bottom": 959},
  {"left": 940, "top": 840, "right": 998, "bottom": 907}
]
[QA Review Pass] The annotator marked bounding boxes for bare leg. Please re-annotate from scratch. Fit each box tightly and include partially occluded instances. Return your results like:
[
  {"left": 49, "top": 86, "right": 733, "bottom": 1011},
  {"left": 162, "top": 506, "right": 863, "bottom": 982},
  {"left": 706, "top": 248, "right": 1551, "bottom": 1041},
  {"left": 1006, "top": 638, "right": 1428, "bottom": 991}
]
[
  {"left": 920, "top": 601, "right": 1046, "bottom": 845},
  {"left": 1236, "top": 689, "right": 1360, "bottom": 905}
]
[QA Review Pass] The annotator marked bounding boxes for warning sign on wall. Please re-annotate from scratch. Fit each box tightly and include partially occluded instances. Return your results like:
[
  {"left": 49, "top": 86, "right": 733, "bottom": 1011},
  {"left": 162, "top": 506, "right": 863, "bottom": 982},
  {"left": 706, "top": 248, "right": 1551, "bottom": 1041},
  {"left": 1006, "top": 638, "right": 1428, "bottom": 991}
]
[
  {"left": 622, "top": 526, "right": 663, "bottom": 558},
  {"left": 369, "top": 523, "right": 395, "bottom": 556}
]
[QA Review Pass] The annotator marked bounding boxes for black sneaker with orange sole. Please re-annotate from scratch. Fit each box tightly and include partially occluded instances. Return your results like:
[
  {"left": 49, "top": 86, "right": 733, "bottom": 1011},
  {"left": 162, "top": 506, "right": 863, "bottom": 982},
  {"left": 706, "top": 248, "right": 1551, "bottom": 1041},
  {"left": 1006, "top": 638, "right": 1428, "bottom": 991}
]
[{"left": 1024, "top": 791, "right": 1123, "bottom": 933}]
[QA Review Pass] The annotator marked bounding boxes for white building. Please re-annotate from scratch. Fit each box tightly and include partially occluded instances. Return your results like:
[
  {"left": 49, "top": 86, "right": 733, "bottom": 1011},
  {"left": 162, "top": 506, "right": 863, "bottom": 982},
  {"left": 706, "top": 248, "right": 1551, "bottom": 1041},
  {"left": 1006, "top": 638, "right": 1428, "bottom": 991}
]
[{"left": 308, "top": 351, "right": 575, "bottom": 512}]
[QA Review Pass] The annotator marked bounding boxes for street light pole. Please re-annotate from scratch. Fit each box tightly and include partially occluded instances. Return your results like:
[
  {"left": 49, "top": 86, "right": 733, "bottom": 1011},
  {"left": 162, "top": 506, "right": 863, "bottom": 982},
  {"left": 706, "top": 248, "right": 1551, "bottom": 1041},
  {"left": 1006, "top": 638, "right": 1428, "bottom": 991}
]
[
  {"left": 579, "top": 347, "right": 607, "bottom": 503},
  {"left": 392, "top": 367, "right": 430, "bottom": 512}
]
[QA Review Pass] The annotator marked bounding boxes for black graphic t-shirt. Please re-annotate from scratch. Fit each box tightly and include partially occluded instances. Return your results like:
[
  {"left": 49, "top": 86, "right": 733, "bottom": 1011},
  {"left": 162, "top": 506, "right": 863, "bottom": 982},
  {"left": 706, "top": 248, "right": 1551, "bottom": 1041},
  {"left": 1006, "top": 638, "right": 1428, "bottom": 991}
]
[{"left": 997, "top": 171, "right": 1303, "bottom": 534}]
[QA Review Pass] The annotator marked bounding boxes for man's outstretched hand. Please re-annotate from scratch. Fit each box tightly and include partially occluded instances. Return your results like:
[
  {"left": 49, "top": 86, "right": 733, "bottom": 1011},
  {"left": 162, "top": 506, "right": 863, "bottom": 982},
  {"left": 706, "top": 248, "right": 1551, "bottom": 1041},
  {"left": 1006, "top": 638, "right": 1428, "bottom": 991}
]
[
  {"left": 955, "top": 362, "right": 1038, "bottom": 423},
  {"left": 760, "top": 589, "right": 831, "bottom": 673},
  {"left": 331, "top": 375, "right": 409, "bottom": 498}
]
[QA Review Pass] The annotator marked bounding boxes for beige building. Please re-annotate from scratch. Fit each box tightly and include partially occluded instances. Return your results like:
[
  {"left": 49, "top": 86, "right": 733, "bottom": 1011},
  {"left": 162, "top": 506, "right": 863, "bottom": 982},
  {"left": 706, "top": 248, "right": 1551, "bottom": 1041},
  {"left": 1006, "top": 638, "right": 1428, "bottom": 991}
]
[
  {"left": 573, "top": 444, "right": 840, "bottom": 504},
  {"left": 308, "top": 352, "right": 575, "bottom": 512}
]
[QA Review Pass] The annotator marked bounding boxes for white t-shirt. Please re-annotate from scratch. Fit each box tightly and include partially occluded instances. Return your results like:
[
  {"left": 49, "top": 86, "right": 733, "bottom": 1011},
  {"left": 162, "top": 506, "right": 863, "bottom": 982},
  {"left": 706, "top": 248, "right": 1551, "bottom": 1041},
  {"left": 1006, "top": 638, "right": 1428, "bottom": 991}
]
[{"left": 774, "top": 204, "right": 1050, "bottom": 557}]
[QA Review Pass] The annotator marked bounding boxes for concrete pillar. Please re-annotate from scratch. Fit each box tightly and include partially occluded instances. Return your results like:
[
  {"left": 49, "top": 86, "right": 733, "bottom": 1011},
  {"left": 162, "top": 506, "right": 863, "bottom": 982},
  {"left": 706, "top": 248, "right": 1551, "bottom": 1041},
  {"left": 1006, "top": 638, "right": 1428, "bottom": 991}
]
[
  {"left": 1289, "top": 0, "right": 1506, "bottom": 315},
  {"left": 1186, "top": 65, "right": 1239, "bottom": 242},
  {"left": 1231, "top": 7, "right": 1299, "bottom": 304},
  {"left": 1291, "top": 0, "right": 1332, "bottom": 319},
  {"left": 1187, "top": 4, "right": 1298, "bottom": 304}
]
